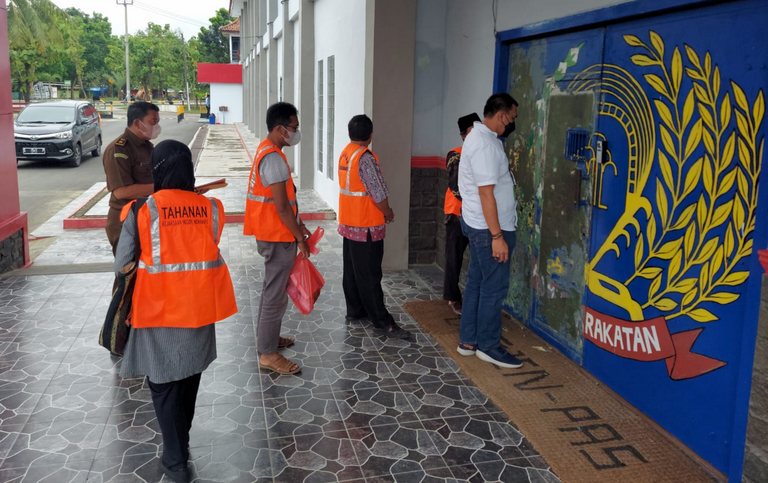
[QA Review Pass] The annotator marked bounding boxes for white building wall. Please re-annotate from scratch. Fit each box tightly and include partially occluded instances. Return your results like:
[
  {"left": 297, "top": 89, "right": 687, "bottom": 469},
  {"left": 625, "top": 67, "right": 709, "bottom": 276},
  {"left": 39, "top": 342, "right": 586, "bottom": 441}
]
[
  {"left": 277, "top": 38, "right": 284, "bottom": 102},
  {"left": 311, "top": 0, "right": 367, "bottom": 213},
  {"left": 276, "top": 31, "right": 296, "bottom": 169},
  {"left": 412, "top": 1, "right": 448, "bottom": 158},
  {"left": 292, "top": 12, "right": 306, "bottom": 182},
  {"left": 288, "top": 0, "right": 299, "bottom": 21},
  {"left": 413, "top": 0, "right": 633, "bottom": 158},
  {"left": 211, "top": 83, "right": 243, "bottom": 124}
]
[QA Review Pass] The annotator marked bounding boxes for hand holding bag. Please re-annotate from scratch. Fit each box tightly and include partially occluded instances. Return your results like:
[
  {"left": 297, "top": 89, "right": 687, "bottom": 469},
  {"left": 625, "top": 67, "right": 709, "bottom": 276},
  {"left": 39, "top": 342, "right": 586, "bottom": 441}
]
[
  {"left": 286, "top": 227, "right": 325, "bottom": 315},
  {"left": 99, "top": 199, "right": 145, "bottom": 356}
]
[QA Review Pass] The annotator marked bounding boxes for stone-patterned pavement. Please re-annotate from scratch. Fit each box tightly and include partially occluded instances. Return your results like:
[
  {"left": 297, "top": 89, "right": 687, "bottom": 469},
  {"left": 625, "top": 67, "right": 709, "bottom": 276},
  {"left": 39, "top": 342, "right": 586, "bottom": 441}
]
[{"left": 0, "top": 221, "right": 559, "bottom": 482}]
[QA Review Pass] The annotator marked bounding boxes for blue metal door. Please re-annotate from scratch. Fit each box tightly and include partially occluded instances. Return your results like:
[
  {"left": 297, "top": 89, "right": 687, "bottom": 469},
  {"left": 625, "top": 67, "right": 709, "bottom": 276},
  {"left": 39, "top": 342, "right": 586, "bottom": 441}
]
[
  {"left": 502, "top": 0, "right": 767, "bottom": 478},
  {"left": 506, "top": 29, "right": 606, "bottom": 362},
  {"left": 577, "top": 0, "right": 768, "bottom": 478}
]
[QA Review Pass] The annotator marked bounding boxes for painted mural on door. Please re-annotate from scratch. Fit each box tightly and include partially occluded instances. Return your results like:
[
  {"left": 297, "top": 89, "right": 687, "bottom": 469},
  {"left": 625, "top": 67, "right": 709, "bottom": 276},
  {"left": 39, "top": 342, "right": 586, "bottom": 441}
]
[
  {"left": 578, "top": 30, "right": 763, "bottom": 376},
  {"left": 505, "top": 29, "right": 605, "bottom": 360},
  {"left": 503, "top": 1, "right": 767, "bottom": 477}
]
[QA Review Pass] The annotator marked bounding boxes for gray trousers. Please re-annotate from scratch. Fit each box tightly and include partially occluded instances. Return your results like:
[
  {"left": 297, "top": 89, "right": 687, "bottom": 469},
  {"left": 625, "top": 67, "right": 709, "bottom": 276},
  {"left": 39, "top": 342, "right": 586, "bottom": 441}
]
[{"left": 256, "top": 239, "right": 297, "bottom": 355}]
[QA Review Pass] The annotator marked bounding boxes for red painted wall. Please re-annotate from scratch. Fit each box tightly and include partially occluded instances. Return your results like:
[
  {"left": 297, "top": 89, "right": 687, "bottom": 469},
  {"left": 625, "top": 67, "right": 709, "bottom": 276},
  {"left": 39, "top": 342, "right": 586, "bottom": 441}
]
[
  {"left": 0, "top": 4, "right": 29, "bottom": 266},
  {"left": 197, "top": 63, "right": 243, "bottom": 84}
]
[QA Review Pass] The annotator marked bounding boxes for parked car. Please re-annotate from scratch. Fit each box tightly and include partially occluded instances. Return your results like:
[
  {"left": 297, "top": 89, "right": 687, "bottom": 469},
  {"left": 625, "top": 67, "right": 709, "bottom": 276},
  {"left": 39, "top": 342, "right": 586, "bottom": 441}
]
[{"left": 14, "top": 100, "right": 102, "bottom": 167}]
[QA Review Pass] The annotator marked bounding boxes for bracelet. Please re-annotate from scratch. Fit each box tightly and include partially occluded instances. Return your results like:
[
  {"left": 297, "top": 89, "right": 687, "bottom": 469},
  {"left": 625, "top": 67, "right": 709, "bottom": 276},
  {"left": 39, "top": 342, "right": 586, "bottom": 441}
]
[{"left": 492, "top": 232, "right": 503, "bottom": 239}]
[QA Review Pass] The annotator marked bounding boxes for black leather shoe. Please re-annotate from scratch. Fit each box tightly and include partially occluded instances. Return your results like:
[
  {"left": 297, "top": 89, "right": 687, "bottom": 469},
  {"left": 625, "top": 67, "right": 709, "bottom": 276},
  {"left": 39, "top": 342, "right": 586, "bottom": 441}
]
[
  {"left": 160, "top": 463, "right": 191, "bottom": 483},
  {"left": 345, "top": 315, "right": 368, "bottom": 323},
  {"left": 377, "top": 322, "right": 411, "bottom": 340}
]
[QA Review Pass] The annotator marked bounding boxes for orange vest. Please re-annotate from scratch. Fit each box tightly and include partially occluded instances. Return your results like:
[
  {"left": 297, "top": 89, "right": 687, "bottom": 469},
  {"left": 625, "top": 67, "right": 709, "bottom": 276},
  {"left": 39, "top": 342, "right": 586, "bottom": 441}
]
[
  {"left": 121, "top": 190, "right": 237, "bottom": 329},
  {"left": 337, "top": 142, "right": 386, "bottom": 228},
  {"left": 444, "top": 147, "right": 462, "bottom": 216},
  {"left": 243, "top": 139, "right": 297, "bottom": 241}
]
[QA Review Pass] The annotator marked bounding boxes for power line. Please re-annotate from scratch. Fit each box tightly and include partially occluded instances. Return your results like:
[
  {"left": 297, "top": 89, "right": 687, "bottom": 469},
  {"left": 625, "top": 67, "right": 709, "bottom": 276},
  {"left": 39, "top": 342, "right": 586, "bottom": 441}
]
[
  {"left": 133, "top": 0, "right": 207, "bottom": 26},
  {"left": 132, "top": 6, "right": 205, "bottom": 28},
  {"left": 132, "top": 3, "right": 207, "bottom": 28}
]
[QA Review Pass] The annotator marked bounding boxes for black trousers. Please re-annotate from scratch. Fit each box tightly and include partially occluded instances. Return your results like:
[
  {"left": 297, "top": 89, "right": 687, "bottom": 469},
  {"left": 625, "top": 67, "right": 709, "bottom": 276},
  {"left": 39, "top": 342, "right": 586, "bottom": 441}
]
[
  {"left": 343, "top": 233, "right": 393, "bottom": 328},
  {"left": 443, "top": 216, "right": 469, "bottom": 302},
  {"left": 148, "top": 373, "right": 202, "bottom": 470}
]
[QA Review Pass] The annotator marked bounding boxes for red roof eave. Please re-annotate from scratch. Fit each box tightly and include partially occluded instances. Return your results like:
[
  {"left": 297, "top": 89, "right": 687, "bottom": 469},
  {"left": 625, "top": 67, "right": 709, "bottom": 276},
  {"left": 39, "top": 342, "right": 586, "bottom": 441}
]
[{"left": 221, "top": 18, "right": 240, "bottom": 34}]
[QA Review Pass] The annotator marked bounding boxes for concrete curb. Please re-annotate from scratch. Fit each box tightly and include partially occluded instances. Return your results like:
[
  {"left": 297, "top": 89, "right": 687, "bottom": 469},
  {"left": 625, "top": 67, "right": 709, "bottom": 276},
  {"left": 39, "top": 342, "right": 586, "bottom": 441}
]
[
  {"left": 63, "top": 211, "right": 335, "bottom": 230},
  {"left": 62, "top": 125, "right": 336, "bottom": 229}
]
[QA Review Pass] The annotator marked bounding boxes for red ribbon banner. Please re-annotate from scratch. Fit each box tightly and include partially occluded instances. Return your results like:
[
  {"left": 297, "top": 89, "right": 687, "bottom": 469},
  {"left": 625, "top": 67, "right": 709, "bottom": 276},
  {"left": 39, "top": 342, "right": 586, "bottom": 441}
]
[{"left": 583, "top": 307, "right": 726, "bottom": 380}]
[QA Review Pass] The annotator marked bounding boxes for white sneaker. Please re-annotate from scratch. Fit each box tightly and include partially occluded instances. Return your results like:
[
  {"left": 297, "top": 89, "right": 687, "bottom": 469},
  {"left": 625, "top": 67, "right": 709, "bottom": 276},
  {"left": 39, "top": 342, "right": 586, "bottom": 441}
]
[{"left": 456, "top": 343, "right": 477, "bottom": 356}]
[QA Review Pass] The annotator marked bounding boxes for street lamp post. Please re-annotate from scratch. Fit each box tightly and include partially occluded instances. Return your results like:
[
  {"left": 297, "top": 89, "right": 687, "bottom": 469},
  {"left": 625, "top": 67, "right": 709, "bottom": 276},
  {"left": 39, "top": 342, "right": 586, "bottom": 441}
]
[
  {"left": 181, "top": 34, "right": 191, "bottom": 109},
  {"left": 116, "top": 0, "right": 133, "bottom": 102}
]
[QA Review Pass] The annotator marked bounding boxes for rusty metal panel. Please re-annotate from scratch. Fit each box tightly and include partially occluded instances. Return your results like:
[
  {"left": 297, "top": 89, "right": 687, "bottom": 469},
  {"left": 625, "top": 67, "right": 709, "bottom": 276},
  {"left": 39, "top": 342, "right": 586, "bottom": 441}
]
[{"left": 505, "top": 29, "right": 605, "bottom": 361}]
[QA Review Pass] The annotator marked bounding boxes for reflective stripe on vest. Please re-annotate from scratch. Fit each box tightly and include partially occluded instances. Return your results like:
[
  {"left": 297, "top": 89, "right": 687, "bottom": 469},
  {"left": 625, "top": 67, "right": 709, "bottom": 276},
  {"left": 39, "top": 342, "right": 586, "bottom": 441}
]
[
  {"left": 243, "top": 139, "right": 297, "bottom": 241},
  {"left": 337, "top": 143, "right": 385, "bottom": 228},
  {"left": 245, "top": 194, "right": 298, "bottom": 206},
  {"left": 131, "top": 190, "right": 237, "bottom": 330},
  {"left": 339, "top": 147, "right": 370, "bottom": 197},
  {"left": 140, "top": 195, "right": 223, "bottom": 273},
  {"left": 140, "top": 257, "right": 226, "bottom": 274},
  {"left": 247, "top": 145, "right": 274, "bottom": 195},
  {"left": 245, "top": 143, "right": 297, "bottom": 205}
]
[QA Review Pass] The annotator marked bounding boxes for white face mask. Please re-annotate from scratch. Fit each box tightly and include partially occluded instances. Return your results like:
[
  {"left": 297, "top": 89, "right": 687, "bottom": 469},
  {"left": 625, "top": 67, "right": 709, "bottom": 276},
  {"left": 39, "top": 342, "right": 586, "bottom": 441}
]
[
  {"left": 139, "top": 120, "right": 162, "bottom": 140},
  {"left": 282, "top": 126, "right": 301, "bottom": 146}
]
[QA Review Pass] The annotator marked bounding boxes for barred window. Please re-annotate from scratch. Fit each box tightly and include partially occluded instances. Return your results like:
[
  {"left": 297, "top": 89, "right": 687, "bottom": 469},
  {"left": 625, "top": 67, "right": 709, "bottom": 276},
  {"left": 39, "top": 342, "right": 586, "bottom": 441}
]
[
  {"left": 317, "top": 59, "right": 324, "bottom": 172},
  {"left": 327, "top": 56, "right": 335, "bottom": 180}
]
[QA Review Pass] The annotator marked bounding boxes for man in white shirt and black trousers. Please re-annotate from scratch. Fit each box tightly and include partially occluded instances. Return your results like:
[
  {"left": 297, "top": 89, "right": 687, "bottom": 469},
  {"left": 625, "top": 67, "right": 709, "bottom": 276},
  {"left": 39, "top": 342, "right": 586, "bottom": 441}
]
[{"left": 456, "top": 93, "right": 524, "bottom": 369}]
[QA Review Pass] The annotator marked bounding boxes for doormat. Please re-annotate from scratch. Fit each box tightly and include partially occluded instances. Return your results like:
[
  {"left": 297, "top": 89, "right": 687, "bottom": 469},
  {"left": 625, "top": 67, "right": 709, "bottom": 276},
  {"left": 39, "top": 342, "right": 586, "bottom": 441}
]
[{"left": 404, "top": 300, "right": 721, "bottom": 483}]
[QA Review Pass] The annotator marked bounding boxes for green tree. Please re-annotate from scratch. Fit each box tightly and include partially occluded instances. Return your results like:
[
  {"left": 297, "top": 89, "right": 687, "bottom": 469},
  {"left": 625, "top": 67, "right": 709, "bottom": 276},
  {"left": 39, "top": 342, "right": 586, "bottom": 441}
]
[
  {"left": 64, "top": 9, "right": 117, "bottom": 87},
  {"left": 195, "top": 8, "right": 233, "bottom": 64},
  {"left": 108, "top": 71, "right": 126, "bottom": 98},
  {"left": 8, "top": 0, "right": 69, "bottom": 101},
  {"left": 129, "top": 23, "right": 185, "bottom": 101},
  {"left": 106, "top": 42, "right": 128, "bottom": 95},
  {"left": 59, "top": 13, "right": 88, "bottom": 99},
  {"left": 185, "top": 36, "right": 208, "bottom": 105}
]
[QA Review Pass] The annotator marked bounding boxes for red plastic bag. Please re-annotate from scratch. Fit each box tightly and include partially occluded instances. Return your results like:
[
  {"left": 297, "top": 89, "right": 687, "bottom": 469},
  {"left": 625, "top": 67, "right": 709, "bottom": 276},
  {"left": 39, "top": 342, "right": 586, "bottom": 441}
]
[
  {"left": 286, "top": 227, "right": 325, "bottom": 315},
  {"left": 304, "top": 226, "right": 324, "bottom": 255}
]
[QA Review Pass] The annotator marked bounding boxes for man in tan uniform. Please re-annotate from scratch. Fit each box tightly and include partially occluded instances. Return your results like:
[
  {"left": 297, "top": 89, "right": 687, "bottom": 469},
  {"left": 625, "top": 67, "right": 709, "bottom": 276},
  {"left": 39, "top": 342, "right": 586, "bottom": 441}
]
[{"left": 102, "top": 102, "right": 161, "bottom": 254}]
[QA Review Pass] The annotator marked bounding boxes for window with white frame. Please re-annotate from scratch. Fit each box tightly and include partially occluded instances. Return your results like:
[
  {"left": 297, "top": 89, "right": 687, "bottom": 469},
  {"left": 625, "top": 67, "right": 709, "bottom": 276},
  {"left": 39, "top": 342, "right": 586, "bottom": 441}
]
[
  {"left": 317, "top": 59, "right": 324, "bottom": 172},
  {"left": 327, "top": 56, "right": 335, "bottom": 180}
]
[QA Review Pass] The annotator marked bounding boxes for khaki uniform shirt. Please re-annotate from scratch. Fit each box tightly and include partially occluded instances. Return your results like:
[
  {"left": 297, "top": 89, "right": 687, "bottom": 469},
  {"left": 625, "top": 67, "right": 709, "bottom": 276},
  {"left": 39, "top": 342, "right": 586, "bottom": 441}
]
[{"left": 103, "top": 128, "right": 154, "bottom": 211}]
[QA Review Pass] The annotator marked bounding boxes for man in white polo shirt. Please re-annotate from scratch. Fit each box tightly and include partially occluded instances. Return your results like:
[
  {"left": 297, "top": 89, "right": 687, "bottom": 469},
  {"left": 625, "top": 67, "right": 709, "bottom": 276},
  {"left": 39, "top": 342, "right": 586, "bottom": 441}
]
[{"left": 456, "top": 93, "right": 523, "bottom": 369}]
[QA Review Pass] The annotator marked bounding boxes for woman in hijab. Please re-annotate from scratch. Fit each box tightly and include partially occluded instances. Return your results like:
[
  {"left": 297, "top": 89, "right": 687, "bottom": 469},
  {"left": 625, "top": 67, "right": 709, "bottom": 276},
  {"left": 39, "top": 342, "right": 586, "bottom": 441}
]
[{"left": 115, "top": 140, "right": 237, "bottom": 483}]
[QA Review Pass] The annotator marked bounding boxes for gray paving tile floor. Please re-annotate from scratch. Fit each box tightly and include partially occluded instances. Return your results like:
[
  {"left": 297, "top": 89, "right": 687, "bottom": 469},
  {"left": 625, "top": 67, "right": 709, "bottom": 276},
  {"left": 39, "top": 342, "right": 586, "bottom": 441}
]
[{"left": 0, "top": 221, "right": 559, "bottom": 483}]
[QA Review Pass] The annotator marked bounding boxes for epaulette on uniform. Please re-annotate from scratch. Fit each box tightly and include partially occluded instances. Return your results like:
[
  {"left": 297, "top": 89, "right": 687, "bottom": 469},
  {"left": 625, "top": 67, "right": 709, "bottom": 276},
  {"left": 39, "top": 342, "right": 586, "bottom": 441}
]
[{"left": 115, "top": 137, "right": 127, "bottom": 147}]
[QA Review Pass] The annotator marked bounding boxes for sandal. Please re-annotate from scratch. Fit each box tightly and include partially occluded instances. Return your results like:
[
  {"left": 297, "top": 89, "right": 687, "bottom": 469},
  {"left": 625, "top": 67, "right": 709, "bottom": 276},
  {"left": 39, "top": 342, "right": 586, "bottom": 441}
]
[
  {"left": 259, "top": 354, "right": 301, "bottom": 375},
  {"left": 278, "top": 336, "right": 295, "bottom": 349},
  {"left": 448, "top": 301, "right": 462, "bottom": 315},
  {"left": 376, "top": 322, "right": 412, "bottom": 340}
]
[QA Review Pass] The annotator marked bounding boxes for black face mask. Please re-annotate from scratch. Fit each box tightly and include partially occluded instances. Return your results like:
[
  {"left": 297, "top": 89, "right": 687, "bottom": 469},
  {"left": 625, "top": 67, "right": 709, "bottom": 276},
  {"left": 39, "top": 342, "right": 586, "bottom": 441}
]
[{"left": 501, "top": 121, "right": 516, "bottom": 138}]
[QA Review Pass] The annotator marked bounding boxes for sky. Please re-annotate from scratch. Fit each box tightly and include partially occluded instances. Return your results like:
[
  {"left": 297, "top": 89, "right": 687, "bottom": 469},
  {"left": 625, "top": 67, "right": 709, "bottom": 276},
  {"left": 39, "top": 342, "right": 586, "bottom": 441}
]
[{"left": 49, "top": 0, "right": 231, "bottom": 40}]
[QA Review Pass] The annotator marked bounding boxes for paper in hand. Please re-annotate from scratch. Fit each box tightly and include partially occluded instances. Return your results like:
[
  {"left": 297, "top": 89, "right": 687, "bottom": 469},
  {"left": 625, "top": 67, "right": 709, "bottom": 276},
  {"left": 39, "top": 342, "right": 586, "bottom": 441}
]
[{"left": 195, "top": 178, "right": 227, "bottom": 190}]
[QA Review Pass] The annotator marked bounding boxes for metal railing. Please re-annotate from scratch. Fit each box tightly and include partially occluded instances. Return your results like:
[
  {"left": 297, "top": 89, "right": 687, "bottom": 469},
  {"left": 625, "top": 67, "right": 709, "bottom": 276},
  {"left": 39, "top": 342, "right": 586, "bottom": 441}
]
[{"left": 95, "top": 100, "right": 114, "bottom": 119}]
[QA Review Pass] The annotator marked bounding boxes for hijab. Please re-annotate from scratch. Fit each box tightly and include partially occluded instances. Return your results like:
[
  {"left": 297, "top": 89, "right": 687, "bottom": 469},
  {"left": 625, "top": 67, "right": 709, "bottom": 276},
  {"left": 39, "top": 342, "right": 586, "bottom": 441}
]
[{"left": 151, "top": 140, "right": 195, "bottom": 193}]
